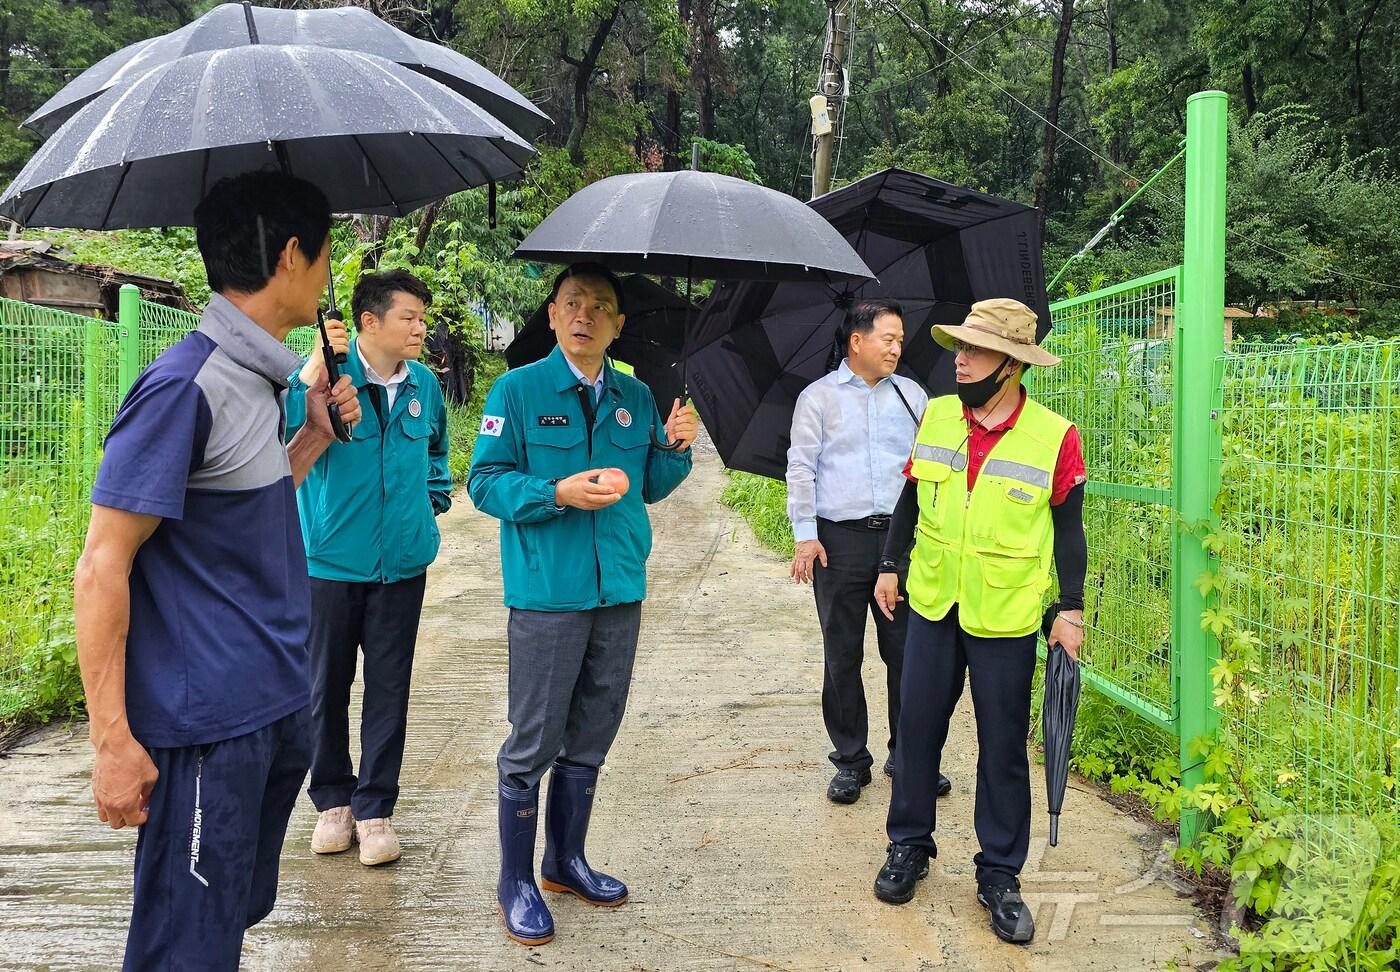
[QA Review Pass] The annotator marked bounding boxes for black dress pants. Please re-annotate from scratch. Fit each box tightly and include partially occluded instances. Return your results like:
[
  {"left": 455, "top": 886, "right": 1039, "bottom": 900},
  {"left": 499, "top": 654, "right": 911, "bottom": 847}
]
[
  {"left": 812, "top": 518, "right": 908, "bottom": 773},
  {"left": 307, "top": 573, "right": 427, "bottom": 820},
  {"left": 886, "top": 605, "right": 1037, "bottom": 889}
]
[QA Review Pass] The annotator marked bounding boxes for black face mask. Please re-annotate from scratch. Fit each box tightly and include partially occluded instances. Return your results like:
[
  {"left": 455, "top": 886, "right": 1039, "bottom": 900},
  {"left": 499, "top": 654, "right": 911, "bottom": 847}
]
[{"left": 956, "top": 356, "right": 1013, "bottom": 408}]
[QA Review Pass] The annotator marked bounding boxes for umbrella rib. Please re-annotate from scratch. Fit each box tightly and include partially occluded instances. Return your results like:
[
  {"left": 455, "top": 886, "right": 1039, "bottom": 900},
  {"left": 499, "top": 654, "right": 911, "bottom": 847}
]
[
  {"left": 97, "top": 159, "right": 135, "bottom": 229},
  {"left": 350, "top": 134, "right": 403, "bottom": 214},
  {"left": 422, "top": 132, "right": 487, "bottom": 193},
  {"left": 22, "top": 179, "right": 56, "bottom": 228}
]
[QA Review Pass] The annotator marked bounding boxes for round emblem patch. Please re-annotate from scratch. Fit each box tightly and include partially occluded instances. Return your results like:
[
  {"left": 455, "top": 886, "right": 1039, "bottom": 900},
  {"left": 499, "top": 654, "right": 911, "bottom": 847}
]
[
  {"left": 408, "top": 398, "right": 421, "bottom": 418},
  {"left": 615, "top": 407, "right": 632, "bottom": 428}
]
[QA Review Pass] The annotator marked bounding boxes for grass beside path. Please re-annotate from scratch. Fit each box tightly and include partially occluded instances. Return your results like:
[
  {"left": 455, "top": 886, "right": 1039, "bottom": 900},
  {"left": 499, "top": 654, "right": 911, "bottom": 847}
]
[{"left": 720, "top": 470, "right": 795, "bottom": 559}]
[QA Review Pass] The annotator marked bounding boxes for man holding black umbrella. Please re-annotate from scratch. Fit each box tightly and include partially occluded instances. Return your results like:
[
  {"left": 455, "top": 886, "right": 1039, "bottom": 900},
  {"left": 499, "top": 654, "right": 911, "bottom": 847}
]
[
  {"left": 868, "top": 298, "right": 1086, "bottom": 946},
  {"left": 72, "top": 171, "right": 361, "bottom": 970},
  {"left": 468, "top": 262, "right": 698, "bottom": 947}
]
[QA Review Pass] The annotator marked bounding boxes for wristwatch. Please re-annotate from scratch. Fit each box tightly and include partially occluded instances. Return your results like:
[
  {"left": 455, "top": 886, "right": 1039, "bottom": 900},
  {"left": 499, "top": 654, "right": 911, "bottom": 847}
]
[{"left": 547, "top": 478, "right": 565, "bottom": 512}]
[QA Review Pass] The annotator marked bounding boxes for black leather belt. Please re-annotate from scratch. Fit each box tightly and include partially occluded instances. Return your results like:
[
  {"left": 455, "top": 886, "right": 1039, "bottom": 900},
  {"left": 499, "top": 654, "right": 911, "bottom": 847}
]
[{"left": 823, "top": 514, "right": 892, "bottom": 532}]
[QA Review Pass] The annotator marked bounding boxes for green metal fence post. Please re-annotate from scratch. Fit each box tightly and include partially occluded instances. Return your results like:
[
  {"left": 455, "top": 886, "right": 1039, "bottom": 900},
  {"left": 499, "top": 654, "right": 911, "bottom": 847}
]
[
  {"left": 117, "top": 283, "right": 141, "bottom": 397},
  {"left": 1174, "top": 90, "right": 1228, "bottom": 848}
]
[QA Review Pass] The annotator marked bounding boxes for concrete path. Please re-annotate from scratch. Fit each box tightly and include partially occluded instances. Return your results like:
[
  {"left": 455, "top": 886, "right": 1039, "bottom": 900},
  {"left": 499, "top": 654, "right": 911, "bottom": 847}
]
[{"left": 0, "top": 436, "right": 1212, "bottom": 971}]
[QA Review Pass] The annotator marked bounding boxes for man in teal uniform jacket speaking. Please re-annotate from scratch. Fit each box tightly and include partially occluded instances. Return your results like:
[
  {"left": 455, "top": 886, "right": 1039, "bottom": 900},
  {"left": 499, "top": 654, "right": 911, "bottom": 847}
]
[{"left": 469, "top": 262, "right": 697, "bottom": 946}]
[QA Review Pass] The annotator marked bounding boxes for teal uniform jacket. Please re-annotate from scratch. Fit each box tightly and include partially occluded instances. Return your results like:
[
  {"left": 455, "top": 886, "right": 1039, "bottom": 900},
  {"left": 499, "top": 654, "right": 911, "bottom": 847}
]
[
  {"left": 468, "top": 345, "right": 693, "bottom": 612},
  {"left": 286, "top": 339, "right": 452, "bottom": 583}
]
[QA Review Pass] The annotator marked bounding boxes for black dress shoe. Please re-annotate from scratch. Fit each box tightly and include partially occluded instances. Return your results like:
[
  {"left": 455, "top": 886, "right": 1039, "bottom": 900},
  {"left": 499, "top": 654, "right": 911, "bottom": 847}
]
[
  {"left": 937, "top": 772, "right": 952, "bottom": 796},
  {"left": 977, "top": 883, "right": 1035, "bottom": 944},
  {"left": 873, "top": 843, "right": 931, "bottom": 904},
  {"left": 882, "top": 756, "right": 895, "bottom": 778},
  {"left": 827, "top": 767, "right": 872, "bottom": 804}
]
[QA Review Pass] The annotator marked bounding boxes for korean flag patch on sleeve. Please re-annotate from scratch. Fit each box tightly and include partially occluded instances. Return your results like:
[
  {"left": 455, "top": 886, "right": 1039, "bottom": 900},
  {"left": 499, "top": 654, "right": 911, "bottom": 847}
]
[{"left": 480, "top": 415, "right": 505, "bottom": 437}]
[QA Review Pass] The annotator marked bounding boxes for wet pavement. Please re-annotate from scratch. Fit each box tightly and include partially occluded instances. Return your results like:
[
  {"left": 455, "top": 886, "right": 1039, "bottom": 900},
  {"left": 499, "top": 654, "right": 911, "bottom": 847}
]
[{"left": 0, "top": 437, "right": 1214, "bottom": 971}]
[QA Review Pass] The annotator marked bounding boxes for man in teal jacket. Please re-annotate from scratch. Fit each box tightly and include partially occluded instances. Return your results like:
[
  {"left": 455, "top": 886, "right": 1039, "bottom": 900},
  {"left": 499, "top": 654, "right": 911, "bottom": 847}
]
[
  {"left": 287, "top": 270, "right": 451, "bottom": 868},
  {"left": 469, "top": 262, "right": 696, "bottom": 946}
]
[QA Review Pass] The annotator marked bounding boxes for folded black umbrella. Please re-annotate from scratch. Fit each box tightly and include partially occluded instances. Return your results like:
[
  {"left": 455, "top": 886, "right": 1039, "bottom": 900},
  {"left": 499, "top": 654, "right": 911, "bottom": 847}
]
[
  {"left": 1, "top": 44, "right": 532, "bottom": 229},
  {"left": 683, "top": 168, "right": 1049, "bottom": 479},
  {"left": 1041, "top": 606, "right": 1082, "bottom": 848},
  {"left": 24, "top": 2, "right": 550, "bottom": 142},
  {"left": 505, "top": 275, "right": 693, "bottom": 408}
]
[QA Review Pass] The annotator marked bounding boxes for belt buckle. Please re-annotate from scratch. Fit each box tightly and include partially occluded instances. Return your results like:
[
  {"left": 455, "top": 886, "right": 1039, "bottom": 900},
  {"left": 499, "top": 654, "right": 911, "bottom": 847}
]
[{"left": 866, "top": 514, "right": 891, "bottom": 531}]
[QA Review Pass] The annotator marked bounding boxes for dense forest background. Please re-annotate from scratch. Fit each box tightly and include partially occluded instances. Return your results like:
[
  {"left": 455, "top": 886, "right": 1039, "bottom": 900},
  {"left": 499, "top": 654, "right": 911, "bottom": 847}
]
[{"left": 4, "top": 0, "right": 1400, "bottom": 332}]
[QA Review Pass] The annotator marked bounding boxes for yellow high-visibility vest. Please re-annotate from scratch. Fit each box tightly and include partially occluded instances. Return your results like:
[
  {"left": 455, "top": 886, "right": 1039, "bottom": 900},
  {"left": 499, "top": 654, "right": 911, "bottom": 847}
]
[{"left": 906, "top": 393, "right": 1071, "bottom": 638}]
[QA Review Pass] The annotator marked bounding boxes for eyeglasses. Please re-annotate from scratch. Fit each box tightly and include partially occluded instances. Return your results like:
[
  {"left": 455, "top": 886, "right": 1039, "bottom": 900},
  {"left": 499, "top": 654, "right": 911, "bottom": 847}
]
[{"left": 951, "top": 339, "right": 992, "bottom": 356}]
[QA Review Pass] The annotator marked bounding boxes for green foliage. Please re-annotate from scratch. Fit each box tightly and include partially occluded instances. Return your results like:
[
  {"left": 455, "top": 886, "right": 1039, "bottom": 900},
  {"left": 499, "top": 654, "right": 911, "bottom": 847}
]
[
  {"left": 0, "top": 474, "right": 88, "bottom": 723},
  {"left": 719, "top": 471, "right": 794, "bottom": 559},
  {"left": 49, "top": 228, "right": 212, "bottom": 306},
  {"left": 447, "top": 353, "right": 508, "bottom": 485}
]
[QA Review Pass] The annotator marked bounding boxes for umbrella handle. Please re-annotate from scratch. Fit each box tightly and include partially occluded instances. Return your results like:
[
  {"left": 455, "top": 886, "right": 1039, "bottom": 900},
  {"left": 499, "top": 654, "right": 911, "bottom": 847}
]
[
  {"left": 650, "top": 389, "right": 691, "bottom": 452},
  {"left": 317, "top": 311, "right": 352, "bottom": 444}
]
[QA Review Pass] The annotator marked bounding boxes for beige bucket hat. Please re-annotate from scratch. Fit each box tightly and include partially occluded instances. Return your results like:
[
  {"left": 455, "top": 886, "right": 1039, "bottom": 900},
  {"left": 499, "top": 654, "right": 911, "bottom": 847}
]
[{"left": 931, "top": 297, "right": 1061, "bottom": 368}]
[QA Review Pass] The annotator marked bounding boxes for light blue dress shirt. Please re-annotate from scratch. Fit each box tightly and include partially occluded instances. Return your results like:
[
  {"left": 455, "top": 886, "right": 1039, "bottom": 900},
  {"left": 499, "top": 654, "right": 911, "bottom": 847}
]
[
  {"left": 785, "top": 360, "right": 928, "bottom": 543},
  {"left": 565, "top": 354, "right": 606, "bottom": 403}
]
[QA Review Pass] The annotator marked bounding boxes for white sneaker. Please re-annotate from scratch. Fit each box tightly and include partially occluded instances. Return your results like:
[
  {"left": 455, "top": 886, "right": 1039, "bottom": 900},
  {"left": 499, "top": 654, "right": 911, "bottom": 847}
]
[
  {"left": 356, "top": 817, "right": 402, "bottom": 866},
  {"left": 311, "top": 806, "right": 353, "bottom": 854}
]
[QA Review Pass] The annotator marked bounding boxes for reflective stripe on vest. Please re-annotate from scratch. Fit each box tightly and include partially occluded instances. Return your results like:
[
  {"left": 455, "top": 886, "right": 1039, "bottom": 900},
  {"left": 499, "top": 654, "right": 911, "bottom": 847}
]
[{"left": 904, "top": 393, "right": 1071, "bottom": 639}]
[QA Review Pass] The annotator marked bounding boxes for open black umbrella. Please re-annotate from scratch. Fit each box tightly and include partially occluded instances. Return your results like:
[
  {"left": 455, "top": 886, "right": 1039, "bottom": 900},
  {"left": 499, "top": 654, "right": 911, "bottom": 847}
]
[
  {"left": 1041, "top": 606, "right": 1082, "bottom": 847},
  {"left": 505, "top": 275, "right": 693, "bottom": 408},
  {"left": 2, "top": 41, "right": 533, "bottom": 440},
  {"left": 1, "top": 44, "right": 532, "bottom": 229},
  {"left": 683, "top": 168, "right": 1048, "bottom": 479},
  {"left": 513, "top": 167, "right": 872, "bottom": 448},
  {"left": 24, "top": 2, "right": 551, "bottom": 142},
  {"left": 514, "top": 170, "right": 873, "bottom": 284}
]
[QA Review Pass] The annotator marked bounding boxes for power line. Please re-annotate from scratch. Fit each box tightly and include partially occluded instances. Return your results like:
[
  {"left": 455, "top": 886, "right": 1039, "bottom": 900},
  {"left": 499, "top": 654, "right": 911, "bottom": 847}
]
[{"left": 877, "top": 0, "right": 1400, "bottom": 294}]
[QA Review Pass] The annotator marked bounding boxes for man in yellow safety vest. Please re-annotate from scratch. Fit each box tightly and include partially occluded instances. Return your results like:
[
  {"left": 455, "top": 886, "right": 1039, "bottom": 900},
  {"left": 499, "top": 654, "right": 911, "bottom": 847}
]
[{"left": 867, "top": 298, "right": 1088, "bottom": 946}]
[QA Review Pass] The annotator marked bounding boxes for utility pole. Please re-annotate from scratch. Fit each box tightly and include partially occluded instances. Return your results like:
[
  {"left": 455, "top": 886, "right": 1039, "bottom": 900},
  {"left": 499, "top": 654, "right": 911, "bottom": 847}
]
[{"left": 810, "top": 0, "right": 849, "bottom": 199}]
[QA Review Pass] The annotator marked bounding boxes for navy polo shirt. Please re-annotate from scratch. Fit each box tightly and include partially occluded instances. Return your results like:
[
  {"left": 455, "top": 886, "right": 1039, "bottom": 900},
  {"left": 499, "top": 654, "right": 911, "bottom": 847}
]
[{"left": 91, "top": 295, "right": 310, "bottom": 749}]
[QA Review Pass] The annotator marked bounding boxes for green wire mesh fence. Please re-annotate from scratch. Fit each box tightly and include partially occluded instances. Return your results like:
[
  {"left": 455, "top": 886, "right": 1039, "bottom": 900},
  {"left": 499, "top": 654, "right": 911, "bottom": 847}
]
[
  {"left": 1039, "top": 268, "right": 1180, "bottom": 731},
  {"left": 0, "top": 291, "right": 322, "bottom": 719},
  {"left": 1216, "top": 341, "right": 1400, "bottom": 821}
]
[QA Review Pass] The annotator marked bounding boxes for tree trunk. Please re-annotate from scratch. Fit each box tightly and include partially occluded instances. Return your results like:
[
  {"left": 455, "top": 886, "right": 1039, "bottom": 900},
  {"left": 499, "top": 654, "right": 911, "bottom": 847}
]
[
  {"left": 1242, "top": 62, "right": 1258, "bottom": 116},
  {"left": 868, "top": 44, "right": 898, "bottom": 145},
  {"left": 362, "top": 215, "right": 392, "bottom": 271},
  {"left": 565, "top": 2, "right": 623, "bottom": 166},
  {"left": 1034, "top": 0, "right": 1075, "bottom": 240},
  {"left": 662, "top": 89, "right": 682, "bottom": 170},
  {"left": 413, "top": 200, "right": 444, "bottom": 255}
]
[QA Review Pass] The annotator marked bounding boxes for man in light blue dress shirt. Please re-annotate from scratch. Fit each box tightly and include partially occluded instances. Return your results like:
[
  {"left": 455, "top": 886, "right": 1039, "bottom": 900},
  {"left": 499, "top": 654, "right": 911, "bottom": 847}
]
[{"left": 786, "top": 300, "right": 949, "bottom": 804}]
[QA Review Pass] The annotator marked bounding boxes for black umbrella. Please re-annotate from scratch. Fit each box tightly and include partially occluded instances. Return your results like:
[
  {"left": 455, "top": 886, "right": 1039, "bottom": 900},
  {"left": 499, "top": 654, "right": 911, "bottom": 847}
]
[
  {"left": 513, "top": 166, "right": 872, "bottom": 448},
  {"left": 0, "top": 44, "right": 532, "bottom": 229},
  {"left": 2, "top": 41, "right": 533, "bottom": 441},
  {"left": 24, "top": 2, "right": 551, "bottom": 142},
  {"left": 683, "top": 168, "right": 1049, "bottom": 479},
  {"left": 505, "top": 275, "right": 693, "bottom": 408},
  {"left": 1041, "top": 606, "right": 1082, "bottom": 847},
  {"left": 514, "top": 169, "right": 873, "bottom": 283}
]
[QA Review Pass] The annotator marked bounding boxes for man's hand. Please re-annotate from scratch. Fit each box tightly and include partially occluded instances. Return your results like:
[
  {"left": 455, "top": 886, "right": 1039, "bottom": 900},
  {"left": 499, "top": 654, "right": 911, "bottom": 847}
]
[
  {"left": 92, "top": 731, "right": 158, "bottom": 830},
  {"left": 1049, "top": 610, "right": 1085, "bottom": 662},
  {"left": 790, "top": 539, "right": 828, "bottom": 583},
  {"left": 663, "top": 399, "right": 699, "bottom": 450},
  {"left": 298, "top": 318, "right": 349, "bottom": 386},
  {"left": 875, "top": 572, "right": 904, "bottom": 621},
  {"left": 304, "top": 369, "right": 361, "bottom": 440},
  {"left": 554, "top": 469, "right": 624, "bottom": 510}
]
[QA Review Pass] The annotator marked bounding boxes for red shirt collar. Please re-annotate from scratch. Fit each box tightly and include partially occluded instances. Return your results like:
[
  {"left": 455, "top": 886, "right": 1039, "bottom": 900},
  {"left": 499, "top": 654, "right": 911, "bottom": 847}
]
[{"left": 961, "top": 385, "right": 1028, "bottom": 432}]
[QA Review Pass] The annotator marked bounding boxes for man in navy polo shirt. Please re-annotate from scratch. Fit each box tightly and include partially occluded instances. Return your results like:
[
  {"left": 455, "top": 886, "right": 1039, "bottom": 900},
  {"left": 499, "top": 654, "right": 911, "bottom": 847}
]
[{"left": 72, "top": 170, "right": 361, "bottom": 971}]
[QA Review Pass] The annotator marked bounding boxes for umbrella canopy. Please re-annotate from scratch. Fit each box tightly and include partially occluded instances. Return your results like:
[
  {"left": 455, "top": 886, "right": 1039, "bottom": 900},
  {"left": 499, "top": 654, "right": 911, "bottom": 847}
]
[
  {"left": 513, "top": 170, "right": 874, "bottom": 284},
  {"left": 0, "top": 44, "right": 533, "bottom": 229},
  {"left": 24, "top": 2, "right": 550, "bottom": 142},
  {"left": 682, "top": 168, "right": 1049, "bottom": 479},
  {"left": 1041, "top": 637, "right": 1082, "bottom": 847},
  {"left": 505, "top": 275, "right": 693, "bottom": 408}
]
